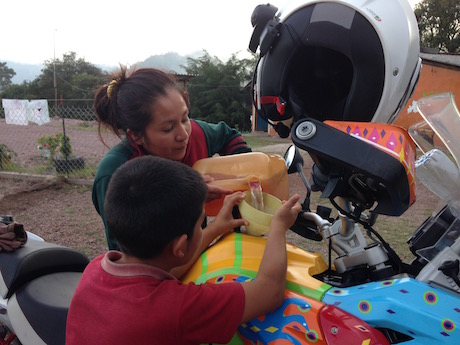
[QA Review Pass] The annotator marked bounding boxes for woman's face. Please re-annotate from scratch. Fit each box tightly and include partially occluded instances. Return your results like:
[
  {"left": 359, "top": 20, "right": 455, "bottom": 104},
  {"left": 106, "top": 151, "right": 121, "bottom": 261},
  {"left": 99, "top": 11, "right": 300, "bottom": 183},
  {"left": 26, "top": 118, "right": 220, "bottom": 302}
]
[{"left": 132, "top": 88, "right": 191, "bottom": 161}]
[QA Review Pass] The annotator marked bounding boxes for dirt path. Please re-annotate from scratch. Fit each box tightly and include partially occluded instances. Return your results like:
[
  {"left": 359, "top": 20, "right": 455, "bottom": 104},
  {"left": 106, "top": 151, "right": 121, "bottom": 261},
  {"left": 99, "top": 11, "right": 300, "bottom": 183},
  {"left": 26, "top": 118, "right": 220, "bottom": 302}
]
[{"left": 0, "top": 141, "right": 440, "bottom": 262}]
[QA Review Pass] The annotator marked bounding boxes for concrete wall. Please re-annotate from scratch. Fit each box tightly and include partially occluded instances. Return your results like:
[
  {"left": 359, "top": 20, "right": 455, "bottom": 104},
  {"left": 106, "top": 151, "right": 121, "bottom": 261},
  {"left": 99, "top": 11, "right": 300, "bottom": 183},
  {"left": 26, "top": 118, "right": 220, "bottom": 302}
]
[{"left": 394, "top": 58, "right": 460, "bottom": 129}]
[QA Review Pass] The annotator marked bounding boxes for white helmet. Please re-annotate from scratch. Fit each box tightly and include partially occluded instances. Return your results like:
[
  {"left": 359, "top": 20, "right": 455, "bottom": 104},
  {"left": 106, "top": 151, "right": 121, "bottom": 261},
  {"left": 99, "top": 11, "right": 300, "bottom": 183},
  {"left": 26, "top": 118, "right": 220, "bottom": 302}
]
[{"left": 249, "top": 0, "right": 421, "bottom": 137}]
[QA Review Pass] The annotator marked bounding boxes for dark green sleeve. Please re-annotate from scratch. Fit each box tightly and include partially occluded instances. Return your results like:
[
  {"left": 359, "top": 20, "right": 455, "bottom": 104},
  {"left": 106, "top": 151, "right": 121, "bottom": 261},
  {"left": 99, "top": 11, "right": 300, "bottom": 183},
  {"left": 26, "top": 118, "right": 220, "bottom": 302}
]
[
  {"left": 92, "top": 175, "right": 119, "bottom": 250},
  {"left": 195, "top": 119, "right": 252, "bottom": 156},
  {"left": 92, "top": 142, "right": 134, "bottom": 250}
]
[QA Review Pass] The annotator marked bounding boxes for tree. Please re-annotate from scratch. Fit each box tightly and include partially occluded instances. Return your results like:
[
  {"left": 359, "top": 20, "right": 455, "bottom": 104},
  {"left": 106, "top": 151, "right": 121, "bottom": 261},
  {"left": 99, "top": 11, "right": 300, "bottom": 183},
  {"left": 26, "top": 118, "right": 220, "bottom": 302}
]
[
  {"left": 1, "top": 52, "right": 108, "bottom": 105},
  {"left": 0, "top": 62, "right": 16, "bottom": 93},
  {"left": 38, "top": 52, "right": 107, "bottom": 104},
  {"left": 184, "top": 50, "right": 257, "bottom": 131},
  {"left": 415, "top": 0, "right": 460, "bottom": 53},
  {"left": 0, "top": 81, "right": 34, "bottom": 99}
]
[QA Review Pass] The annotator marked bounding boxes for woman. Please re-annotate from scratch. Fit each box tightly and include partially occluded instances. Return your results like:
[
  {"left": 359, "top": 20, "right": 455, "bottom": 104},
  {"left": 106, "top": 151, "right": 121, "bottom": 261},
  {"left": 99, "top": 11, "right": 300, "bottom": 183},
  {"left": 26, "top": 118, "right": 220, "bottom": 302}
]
[{"left": 92, "top": 66, "right": 251, "bottom": 258}]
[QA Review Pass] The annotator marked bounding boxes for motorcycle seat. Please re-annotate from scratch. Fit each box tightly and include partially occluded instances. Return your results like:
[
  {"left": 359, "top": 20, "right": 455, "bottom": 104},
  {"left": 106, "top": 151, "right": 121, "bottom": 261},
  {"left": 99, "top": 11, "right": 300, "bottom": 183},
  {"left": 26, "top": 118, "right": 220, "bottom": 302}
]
[
  {"left": 0, "top": 239, "right": 89, "bottom": 299},
  {"left": 8, "top": 271, "right": 82, "bottom": 345}
]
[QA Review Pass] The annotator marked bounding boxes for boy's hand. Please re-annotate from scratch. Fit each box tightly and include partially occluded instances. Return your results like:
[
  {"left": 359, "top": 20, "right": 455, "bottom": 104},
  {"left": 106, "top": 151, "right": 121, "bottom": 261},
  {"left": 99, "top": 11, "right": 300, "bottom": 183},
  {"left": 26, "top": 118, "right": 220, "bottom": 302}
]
[
  {"left": 240, "top": 193, "right": 301, "bottom": 323},
  {"left": 270, "top": 194, "right": 302, "bottom": 232},
  {"left": 202, "top": 175, "right": 232, "bottom": 202},
  {"left": 213, "top": 191, "right": 248, "bottom": 234}
]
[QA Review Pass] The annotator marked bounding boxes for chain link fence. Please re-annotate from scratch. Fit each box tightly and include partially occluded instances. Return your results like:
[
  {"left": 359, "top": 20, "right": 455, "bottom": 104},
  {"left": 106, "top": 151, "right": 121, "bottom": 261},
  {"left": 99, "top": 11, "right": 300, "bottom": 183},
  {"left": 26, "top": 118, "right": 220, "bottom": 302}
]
[{"left": 0, "top": 99, "right": 120, "bottom": 180}]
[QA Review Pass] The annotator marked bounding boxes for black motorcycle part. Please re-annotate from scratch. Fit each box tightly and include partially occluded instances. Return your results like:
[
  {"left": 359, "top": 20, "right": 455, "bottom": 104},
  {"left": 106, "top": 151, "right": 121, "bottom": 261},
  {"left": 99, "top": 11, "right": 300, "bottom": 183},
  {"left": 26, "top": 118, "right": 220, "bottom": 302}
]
[
  {"left": 376, "top": 328, "right": 414, "bottom": 344},
  {"left": 438, "top": 259, "right": 460, "bottom": 288},
  {"left": 314, "top": 263, "right": 397, "bottom": 288},
  {"left": 408, "top": 204, "right": 456, "bottom": 257},
  {"left": 0, "top": 240, "right": 89, "bottom": 299},
  {"left": 9, "top": 271, "right": 82, "bottom": 345},
  {"left": 0, "top": 215, "right": 14, "bottom": 225},
  {"left": 291, "top": 119, "right": 411, "bottom": 216},
  {"left": 290, "top": 213, "right": 323, "bottom": 242},
  {"left": 249, "top": 3, "right": 279, "bottom": 54}
]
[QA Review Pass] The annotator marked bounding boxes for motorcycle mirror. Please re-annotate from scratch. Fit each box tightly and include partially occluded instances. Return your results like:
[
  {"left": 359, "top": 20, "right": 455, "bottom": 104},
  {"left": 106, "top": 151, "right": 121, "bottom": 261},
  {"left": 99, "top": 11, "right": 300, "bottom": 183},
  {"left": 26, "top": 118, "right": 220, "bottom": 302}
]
[
  {"left": 284, "top": 145, "right": 312, "bottom": 211},
  {"left": 284, "top": 145, "right": 304, "bottom": 174}
]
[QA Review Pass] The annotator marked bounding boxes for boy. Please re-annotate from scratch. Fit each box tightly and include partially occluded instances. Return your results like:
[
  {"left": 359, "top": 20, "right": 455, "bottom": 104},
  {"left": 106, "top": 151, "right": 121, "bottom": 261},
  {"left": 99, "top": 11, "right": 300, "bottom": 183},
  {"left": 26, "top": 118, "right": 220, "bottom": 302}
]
[{"left": 66, "top": 156, "right": 301, "bottom": 344}]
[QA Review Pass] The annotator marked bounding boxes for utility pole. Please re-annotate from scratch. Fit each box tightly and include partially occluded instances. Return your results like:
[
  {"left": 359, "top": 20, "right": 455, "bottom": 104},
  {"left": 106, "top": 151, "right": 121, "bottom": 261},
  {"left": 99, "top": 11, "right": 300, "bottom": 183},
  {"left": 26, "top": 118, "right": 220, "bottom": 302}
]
[{"left": 53, "top": 29, "right": 57, "bottom": 117}]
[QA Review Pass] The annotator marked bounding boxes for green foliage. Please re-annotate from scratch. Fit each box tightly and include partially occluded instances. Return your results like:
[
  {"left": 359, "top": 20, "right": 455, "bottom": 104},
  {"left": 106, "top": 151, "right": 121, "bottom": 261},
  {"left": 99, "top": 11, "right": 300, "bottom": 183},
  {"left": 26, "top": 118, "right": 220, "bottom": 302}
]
[
  {"left": 59, "top": 134, "right": 72, "bottom": 157},
  {"left": 415, "top": 0, "right": 460, "bottom": 53},
  {"left": 244, "top": 135, "right": 283, "bottom": 149},
  {"left": 0, "top": 52, "right": 108, "bottom": 102},
  {"left": 0, "top": 62, "right": 16, "bottom": 93},
  {"left": 0, "top": 144, "right": 17, "bottom": 168},
  {"left": 1, "top": 82, "right": 35, "bottom": 99},
  {"left": 37, "top": 133, "right": 72, "bottom": 162},
  {"left": 184, "top": 50, "right": 258, "bottom": 132},
  {"left": 37, "top": 134, "right": 60, "bottom": 159}
]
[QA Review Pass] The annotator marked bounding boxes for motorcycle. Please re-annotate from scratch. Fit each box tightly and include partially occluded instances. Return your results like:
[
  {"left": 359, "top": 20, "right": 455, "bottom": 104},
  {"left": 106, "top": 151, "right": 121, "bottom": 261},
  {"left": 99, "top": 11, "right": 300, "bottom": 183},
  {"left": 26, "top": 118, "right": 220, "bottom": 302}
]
[
  {"left": 182, "top": 92, "right": 460, "bottom": 345},
  {"left": 0, "top": 215, "right": 89, "bottom": 345},
  {"left": 0, "top": 93, "right": 459, "bottom": 345}
]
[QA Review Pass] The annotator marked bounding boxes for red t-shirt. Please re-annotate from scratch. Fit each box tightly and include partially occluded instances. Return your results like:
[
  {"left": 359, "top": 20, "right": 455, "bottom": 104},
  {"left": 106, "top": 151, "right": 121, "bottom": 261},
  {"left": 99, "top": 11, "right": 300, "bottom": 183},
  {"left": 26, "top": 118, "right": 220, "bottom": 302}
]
[{"left": 66, "top": 252, "right": 245, "bottom": 345}]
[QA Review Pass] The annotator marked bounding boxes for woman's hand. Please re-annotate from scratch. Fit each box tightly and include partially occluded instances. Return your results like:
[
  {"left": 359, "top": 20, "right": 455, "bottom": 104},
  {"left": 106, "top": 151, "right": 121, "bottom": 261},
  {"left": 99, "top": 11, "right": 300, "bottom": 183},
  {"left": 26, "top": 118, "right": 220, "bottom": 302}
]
[{"left": 202, "top": 174, "right": 232, "bottom": 202}]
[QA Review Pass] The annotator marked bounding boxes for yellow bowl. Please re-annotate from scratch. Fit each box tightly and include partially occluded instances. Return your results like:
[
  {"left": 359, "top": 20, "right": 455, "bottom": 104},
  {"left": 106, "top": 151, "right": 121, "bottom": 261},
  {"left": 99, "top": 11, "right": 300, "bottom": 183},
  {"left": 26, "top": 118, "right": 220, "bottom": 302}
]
[{"left": 238, "top": 190, "right": 282, "bottom": 236}]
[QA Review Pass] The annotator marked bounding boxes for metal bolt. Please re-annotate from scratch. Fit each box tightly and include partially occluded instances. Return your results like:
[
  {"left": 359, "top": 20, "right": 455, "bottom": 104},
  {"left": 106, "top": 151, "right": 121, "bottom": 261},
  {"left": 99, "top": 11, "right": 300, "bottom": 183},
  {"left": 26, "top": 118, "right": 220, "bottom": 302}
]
[
  {"left": 331, "top": 326, "right": 339, "bottom": 335},
  {"left": 295, "top": 121, "right": 316, "bottom": 140}
]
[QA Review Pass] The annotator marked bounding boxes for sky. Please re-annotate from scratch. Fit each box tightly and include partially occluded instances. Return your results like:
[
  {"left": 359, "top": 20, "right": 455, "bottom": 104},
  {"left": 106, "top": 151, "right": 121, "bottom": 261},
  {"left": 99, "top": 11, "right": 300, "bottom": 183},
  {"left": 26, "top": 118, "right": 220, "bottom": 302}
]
[{"left": 1, "top": 0, "right": 420, "bottom": 67}]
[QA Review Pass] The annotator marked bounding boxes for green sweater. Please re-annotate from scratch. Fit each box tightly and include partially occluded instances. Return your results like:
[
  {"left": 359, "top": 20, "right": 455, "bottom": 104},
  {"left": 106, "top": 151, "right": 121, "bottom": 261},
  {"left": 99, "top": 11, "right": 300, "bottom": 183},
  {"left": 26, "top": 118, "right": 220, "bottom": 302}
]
[{"left": 92, "top": 119, "right": 251, "bottom": 250}]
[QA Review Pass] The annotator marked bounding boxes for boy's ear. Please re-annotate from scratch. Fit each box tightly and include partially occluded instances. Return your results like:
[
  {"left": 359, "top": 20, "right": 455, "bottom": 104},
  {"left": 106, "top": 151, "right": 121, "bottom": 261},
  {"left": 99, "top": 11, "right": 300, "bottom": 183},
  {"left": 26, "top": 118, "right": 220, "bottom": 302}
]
[{"left": 171, "top": 234, "right": 188, "bottom": 258}]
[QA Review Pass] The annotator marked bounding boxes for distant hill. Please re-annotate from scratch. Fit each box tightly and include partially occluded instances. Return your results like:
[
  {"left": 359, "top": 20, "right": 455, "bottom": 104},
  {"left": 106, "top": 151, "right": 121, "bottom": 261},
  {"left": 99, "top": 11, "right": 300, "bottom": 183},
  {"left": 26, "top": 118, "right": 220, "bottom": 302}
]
[
  {"left": 5, "top": 61, "right": 44, "bottom": 84},
  {"left": 134, "top": 51, "right": 203, "bottom": 74},
  {"left": 135, "top": 52, "right": 187, "bottom": 73},
  {"left": 3, "top": 51, "right": 202, "bottom": 85}
]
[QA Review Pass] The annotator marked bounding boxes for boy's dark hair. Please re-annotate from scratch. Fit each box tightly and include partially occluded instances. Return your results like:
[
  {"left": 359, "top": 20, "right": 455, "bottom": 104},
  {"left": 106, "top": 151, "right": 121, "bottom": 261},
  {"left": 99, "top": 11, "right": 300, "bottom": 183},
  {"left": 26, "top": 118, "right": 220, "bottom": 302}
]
[{"left": 104, "top": 156, "right": 207, "bottom": 258}]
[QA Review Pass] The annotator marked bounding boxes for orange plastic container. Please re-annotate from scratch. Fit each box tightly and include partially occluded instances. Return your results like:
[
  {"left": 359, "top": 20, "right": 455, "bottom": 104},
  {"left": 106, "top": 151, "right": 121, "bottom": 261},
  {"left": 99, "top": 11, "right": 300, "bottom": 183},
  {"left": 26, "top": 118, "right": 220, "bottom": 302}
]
[{"left": 192, "top": 152, "right": 289, "bottom": 216}]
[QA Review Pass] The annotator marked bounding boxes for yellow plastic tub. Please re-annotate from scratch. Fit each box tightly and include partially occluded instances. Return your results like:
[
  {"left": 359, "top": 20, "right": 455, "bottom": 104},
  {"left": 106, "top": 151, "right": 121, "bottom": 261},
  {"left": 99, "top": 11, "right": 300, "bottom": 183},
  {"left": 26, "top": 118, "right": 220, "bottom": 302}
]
[
  {"left": 192, "top": 152, "right": 289, "bottom": 216},
  {"left": 238, "top": 190, "right": 282, "bottom": 236}
]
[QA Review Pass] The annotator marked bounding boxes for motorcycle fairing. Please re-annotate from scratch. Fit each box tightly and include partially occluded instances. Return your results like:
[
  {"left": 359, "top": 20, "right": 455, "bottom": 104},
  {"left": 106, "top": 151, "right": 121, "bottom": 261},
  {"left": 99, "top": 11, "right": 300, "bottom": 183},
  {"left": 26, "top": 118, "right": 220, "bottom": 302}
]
[
  {"left": 239, "top": 286, "right": 388, "bottom": 345},
  {"left": 227, "top": 277, "right": 328, "bottom": 345},
  {"left": 319, "top": 305, "right": 389, "bottom": 345},
  {"left": 325, "top": 120, "right": 417, "bottom": 208},
  {"left": 204, "top": 275, "right": 388, "bottom": 345},
  {"left": 183, "top": 233, "right": 390, "bottom": 345},
  {"left": 291, "top": 118, "right": 416, "bottom": 216},
  {"left": 322, "top": 277, "right": 460, "bottom": 344},
  {"left": 183, "top": 232, "right": 330, "bottom": 300}
]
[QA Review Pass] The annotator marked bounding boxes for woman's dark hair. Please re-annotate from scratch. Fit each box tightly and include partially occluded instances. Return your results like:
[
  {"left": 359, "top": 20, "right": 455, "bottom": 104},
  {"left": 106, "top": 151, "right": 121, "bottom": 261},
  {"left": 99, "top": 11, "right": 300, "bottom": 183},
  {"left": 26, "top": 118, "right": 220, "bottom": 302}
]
[
  {"left": 104, "top": 156, "right": 207, "bottom": 259},
  {"left": 94, "top": 66, "right": 189, "bottom": 146}
]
